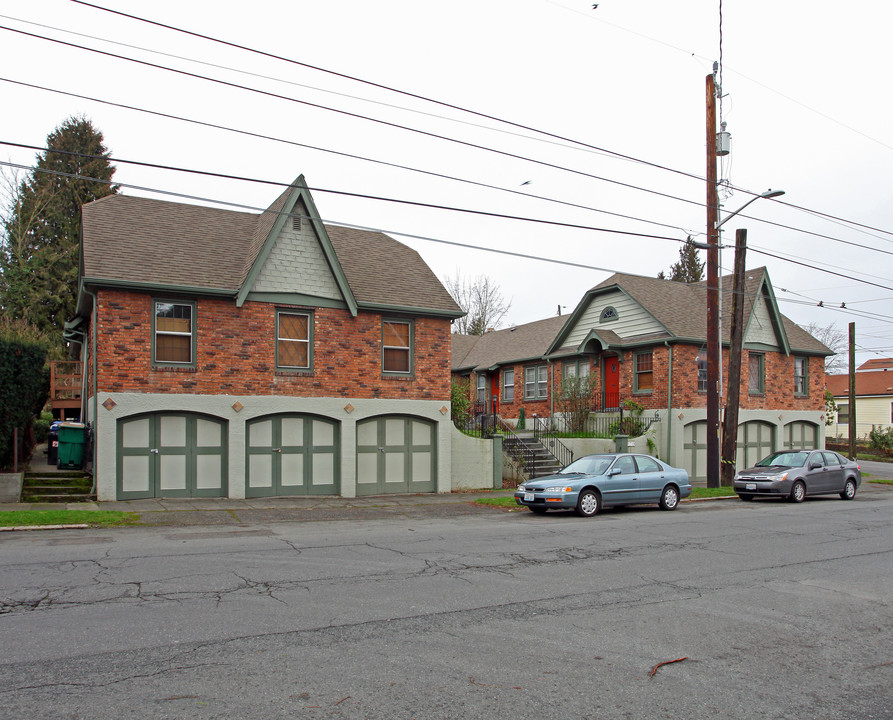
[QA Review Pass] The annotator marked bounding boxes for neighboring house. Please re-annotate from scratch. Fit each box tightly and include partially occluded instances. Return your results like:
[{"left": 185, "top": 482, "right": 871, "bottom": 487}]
[
  {"left": 66, "top": 177, "right": 464, "bottom": 501},
  {"left": 453, "top": 268, "right": 831, "bottom": 483},
  {"left": 825, "top": 362, "right": 893, "bottom": 439}
]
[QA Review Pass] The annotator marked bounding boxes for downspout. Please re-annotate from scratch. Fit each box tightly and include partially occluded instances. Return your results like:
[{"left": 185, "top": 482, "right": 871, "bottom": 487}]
[
  {"left": 83, "top": 286, "right": 99, "bottom": 495},
  {"left": 547, "top": 358, "right": 554, "bottom": 420},
  {"left": 664, "top": 341, "right": 673, "bottom": 464}
]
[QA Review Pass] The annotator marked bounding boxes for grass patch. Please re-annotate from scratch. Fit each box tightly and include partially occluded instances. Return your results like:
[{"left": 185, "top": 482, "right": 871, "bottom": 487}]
[
  {"left": 690, "top": 487, "right": 736, "bottom": 498},
  {"left": 474, "top": 496, "right": 520, "bottom": 509},
  {"left": 867, "top": 477, "right": 893, "bottom": 485},
  {"left": 0, "top": 511, "right": 138, "bottom": 528}
]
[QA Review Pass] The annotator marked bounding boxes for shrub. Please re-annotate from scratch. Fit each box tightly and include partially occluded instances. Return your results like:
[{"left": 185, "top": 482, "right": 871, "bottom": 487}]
[
  {"left": 451, "top": 379, "right": 472, "bottom": 429},
  {"left": 868, "top": 426, "right": 893, "bottom": 457}
]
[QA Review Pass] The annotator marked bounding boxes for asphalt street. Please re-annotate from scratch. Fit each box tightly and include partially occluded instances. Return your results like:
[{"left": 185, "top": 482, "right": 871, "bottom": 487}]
[{"left": 0, "top": 486, "right": 891, "bottom": 720}]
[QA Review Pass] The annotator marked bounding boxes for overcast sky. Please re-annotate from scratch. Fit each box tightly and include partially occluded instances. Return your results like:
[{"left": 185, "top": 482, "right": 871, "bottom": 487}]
[{"left": 1, "top": 0, "right": 891, "bottom": 368}]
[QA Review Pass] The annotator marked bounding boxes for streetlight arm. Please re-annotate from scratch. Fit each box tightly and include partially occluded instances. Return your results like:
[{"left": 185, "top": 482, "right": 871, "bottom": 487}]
[{"left": 715, "top": 189, "right": 785, "bottom": 229}]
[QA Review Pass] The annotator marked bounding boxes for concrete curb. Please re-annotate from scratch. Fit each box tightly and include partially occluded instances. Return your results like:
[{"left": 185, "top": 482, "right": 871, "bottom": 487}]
[{"left": 0, "top": 524, "right": 90, "bottom": 532}]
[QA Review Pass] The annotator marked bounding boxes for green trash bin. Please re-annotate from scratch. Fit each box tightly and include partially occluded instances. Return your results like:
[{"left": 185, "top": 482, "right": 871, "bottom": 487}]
[{"left": 57, "top": 422, "right": 86, "bottom": 469}]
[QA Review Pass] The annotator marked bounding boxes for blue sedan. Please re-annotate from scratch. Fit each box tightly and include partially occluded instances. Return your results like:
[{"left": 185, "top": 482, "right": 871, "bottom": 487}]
[{"left": 514, "top": 453, "right": 692, "bottom": 517}]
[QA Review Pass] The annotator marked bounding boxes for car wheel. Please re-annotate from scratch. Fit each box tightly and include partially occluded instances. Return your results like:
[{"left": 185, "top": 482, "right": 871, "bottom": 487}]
[
  {"left": 840, "top": 478, "right": 857, "bottom": 500},
  {"left": 789, "top": 480, "right": 806, "bottom": 503},
  {"left": 529, "top": 505, "right": 548, "bottom": 514},
  {"left": 738, "top": 493, "right": 754, "bottom": 501},
  {"left": 659, "top": 485, "right": 679, "bottom": 510},
  {"left": 575, "top": 489, "right": 600, "bottom": 518}
]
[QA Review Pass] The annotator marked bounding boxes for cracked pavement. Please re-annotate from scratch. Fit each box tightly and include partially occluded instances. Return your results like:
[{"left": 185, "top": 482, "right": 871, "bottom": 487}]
[{"left": 1, "top": 491, "right": 891, "bottom": 719}]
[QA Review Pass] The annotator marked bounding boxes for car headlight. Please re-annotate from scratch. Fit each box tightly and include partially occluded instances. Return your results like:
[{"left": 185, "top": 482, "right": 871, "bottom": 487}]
[
  {"left": 517, "top": 486, "right": 526, "bottom": 492},
  {"left": 544, "top": 486, "right": 573, "bottom": 493}
]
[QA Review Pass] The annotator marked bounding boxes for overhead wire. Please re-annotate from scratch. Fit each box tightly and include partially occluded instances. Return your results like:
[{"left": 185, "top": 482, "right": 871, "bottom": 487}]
[
  {"left": 64, "top": 3, "right": 893, "bottom": 241},
  {"left": 3, "top": 155, "right": 893, "bottom": 306}
]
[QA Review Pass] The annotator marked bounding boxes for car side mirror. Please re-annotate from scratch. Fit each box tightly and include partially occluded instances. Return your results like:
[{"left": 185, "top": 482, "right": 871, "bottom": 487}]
[
  {"left": 809, "top": 462, "right": 822, "bottom": 470},
  {"left": 608, "top": 468, "right": 621, "bottom": 476}
]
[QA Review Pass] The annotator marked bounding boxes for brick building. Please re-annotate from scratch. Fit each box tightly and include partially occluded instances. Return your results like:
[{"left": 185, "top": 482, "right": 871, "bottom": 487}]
[
  {"left": 453, "top": 269, "right": 831, "bottom": 483},
  {"left": 67, "top": 177, "right": 463, "bottom": 500}
]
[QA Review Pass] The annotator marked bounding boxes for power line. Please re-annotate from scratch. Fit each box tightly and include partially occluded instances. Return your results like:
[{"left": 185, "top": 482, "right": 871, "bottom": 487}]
[
  {"left": 0, "top": 23, "right": 712, "bottom": 212},
  {"left": 3, "top": 74, "right": 890, "bottom": 261},
  {"left": 63, "top": 4, "right": 893, "bottom": 245},
  {"left": 4, "top": 156, "right": 893, "bottom": 303}
]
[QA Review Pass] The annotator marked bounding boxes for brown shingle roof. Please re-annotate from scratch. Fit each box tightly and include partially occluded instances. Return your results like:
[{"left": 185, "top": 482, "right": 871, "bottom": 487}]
[
  {"left": 591, "top": 268, "right": 830, "bottom": 354},
  {"left": 81, "top": 192, "right": 461, "bottom": 316},
  {"left": 451, "top": 316, "right": 569, "bottom": 371}
]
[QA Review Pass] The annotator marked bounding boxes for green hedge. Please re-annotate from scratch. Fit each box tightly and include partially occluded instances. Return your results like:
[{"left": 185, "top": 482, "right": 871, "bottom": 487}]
[{"left": 0, "top": 321, "right": 50, "bottom": 469}]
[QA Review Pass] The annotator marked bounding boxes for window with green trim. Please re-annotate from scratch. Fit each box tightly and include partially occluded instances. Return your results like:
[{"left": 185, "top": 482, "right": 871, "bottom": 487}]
[
  {"left": 153, "top": 300, "right": 195, "bottom": 366},
  {"left": 749, "top": 353, "right": 765, "bottom": 395},
  {"left": 697, "top": 349, "right": 708, "bottom": 392},
  {"left": 382, "top": 319, "right": 413, "bottom": 375},
  {"left": 634, "top": 351, "right": 653, "bottom": 393},
  {"left": 277, "top": 310, "right": 312, "bottom": 370},
  {"left": 502, "top": 368, "right": 515, "bottom": 402},
  {"left": 524, "top": 365, "right": 548, "bottom": 400},
  {"left": 794, "top": 356, "right": 808, "bottom": 396}
]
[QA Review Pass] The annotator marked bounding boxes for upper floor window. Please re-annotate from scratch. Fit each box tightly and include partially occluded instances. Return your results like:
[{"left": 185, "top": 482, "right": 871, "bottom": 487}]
[
  {"left": 634, "top": 351, "right": 653, "bottom": 393},
  {"left": 600, "top": 306, "right": 618, "bottom": 322},
  {"left": 749, "top": 353, "right": 765, "bottom": 395},
  {"left": 153, "top": 300, "right": 195, "bottom": 366},
  {"left": 502, "top": 368, "right": 515, "bottom": 402},
  {"left": 794, "top": 356, "right": 808, "bottom": 396},
  {"left": 697, "top": 349, "right": 708, "bottom": 392},
  {"left": 382, "top": 319, "right": 412, "bottom": 375},
  {"left": 277, "top": 310, "right": 312, "bottom": 370},
  {"left": 524, "top": 365, "right": 548, "bottom": 400}
]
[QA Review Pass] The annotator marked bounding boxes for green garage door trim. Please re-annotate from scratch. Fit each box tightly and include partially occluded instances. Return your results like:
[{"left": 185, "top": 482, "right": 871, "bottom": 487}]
[
  {"left": 784, "top": 421, "right": 819, "bottom": 450},
  {"left": 117, "top": 413, "right": 228, "bottom": 500},
  {"left": 736, "top": 420, "right": 776, "bottom": 470},
  {"left": 356, "top": 415, "right": 436, "bottom": 496},
  {"left": 683, "top": 420, "right": 708, "bottom": 485},
  {"left": 246, "top": 414, "right": 340, "bottom": 497}
]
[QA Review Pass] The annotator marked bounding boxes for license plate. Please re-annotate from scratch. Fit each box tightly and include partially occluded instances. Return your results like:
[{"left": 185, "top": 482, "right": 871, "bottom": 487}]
[
  {"left": 746, "top": 483, "right": 756, "bottom": 491},
  {"left": 524, "top": 492, "right": 534, "bottom": 502}
]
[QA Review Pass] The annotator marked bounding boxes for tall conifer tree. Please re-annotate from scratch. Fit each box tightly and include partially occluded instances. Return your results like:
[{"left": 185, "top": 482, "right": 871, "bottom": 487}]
[{"left": 0, "top": 116, "right": 117, "bottom": 341}]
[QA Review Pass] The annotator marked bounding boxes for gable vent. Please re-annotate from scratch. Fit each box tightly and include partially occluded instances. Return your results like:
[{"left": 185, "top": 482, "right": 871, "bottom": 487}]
[{"left": 292, "top": 215, "right": 302, "bottom": 231}]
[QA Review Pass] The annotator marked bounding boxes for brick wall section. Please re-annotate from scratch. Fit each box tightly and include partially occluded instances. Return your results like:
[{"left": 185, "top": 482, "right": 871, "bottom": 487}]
[{"left": 95, "top": 290, "right": 451, "bottom": 400}]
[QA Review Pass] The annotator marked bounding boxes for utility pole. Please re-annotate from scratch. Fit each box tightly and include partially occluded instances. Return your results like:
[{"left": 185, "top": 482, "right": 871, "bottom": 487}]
[
  {"left": 721, "top": 228, "right": 747, "bottom": 485},
  {"left": 705, "top": 70, "right": 720, "bottom": 488},
  {"left": 848, "top": 322, "right": 856, "bottom": 458}
]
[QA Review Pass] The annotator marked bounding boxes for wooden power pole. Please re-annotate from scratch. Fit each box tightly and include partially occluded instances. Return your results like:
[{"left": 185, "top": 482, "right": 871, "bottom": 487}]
[
  {"left": 849, "top": 322, "right": 856, "bottom": 457},
  {"left": 721, "top": 228, "right": 747, "bottom": 485},
  {"left": 705, "top": 71, "right": 720, "bottom": 488}
]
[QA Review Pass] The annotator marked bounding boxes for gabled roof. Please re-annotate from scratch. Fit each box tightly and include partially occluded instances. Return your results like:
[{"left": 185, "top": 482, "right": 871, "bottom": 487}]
[
  {"left": 546, "top": 267, "right": 830, "bottom": 356},
  {"left": 79, "top": 179, "right": 462, "bottom": 319},
  {"left": 826, "top": 371, "right": 893, "bottom": 398},
  {"left": 451, "top": 316, "right": 569, "bottom": 372}
]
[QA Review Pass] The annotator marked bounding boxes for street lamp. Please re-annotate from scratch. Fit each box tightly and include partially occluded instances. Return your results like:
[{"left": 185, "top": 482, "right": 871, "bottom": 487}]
[{"left": 702, "top": 188, "right": 784, "bottom": 487}]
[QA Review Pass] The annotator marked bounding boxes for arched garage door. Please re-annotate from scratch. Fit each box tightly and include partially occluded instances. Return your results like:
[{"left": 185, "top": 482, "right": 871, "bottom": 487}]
[
  {"left": 682, "top": 421, "right": 708, "bottom": 485},
  {"left": 246, "top": 414, "right": 340, "bottom": 497},
  {"left": 736, "top": 421, "right": 776, "bottom": 470},
  {"left": 356, "top": 416, "right": 436, "bottom": 496},
  {"left": 117, "top": 413, "right": 227, "bottom": 500},
  {"left": 784, "top": 421, "right": 818, "bottom": 450}
]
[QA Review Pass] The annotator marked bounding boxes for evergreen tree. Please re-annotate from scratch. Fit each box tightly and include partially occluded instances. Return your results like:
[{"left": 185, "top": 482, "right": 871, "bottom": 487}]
[
  {"left": 658, "top": 236, "right": 705, "bottom": 283},
  {"left": 0, "top": 116, "right": 117, "bottom": 341}
]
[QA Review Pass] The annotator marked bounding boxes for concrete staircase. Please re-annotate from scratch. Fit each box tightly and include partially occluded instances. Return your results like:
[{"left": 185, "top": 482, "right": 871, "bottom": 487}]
[
  {"left": 20, "top": 472, "right": 94, "bottom": 503},
  {"left": 503, "top": 435, "right": 562, "bottom": 479}
]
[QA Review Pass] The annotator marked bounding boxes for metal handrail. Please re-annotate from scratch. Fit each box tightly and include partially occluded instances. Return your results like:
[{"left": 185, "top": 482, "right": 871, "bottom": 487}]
[
  {"left": 532, "top": 416, "right": 574, "bottom": 469},
  {"left": 492, "top": 416, "right": 536, "bottom": 479}
]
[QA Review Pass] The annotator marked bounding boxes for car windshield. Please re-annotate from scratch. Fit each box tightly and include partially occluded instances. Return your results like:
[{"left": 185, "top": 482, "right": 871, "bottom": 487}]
[
  {"left": 559, "top": 456, "right": 614, "bottom": 476},
  {"left": 755, "top": 451, "right": 808, "bottom": 468}
]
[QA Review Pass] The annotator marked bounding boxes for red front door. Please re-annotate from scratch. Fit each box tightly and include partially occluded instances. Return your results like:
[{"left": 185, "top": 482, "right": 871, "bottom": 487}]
[
  {"left": 490, "top": 373, "right": 500, "bottom": 415},
  {"left": 604, "top": 357, "right": 620, "bottom": 410}
]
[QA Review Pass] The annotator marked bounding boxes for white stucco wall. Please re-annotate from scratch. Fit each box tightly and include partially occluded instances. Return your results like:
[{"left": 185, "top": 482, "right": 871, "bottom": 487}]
[
  {"left": 449, "top": 425, "right": 498, "bottom": 490},
  {"left": 92, "top": 392, "right": 452, "bottom": 501}
]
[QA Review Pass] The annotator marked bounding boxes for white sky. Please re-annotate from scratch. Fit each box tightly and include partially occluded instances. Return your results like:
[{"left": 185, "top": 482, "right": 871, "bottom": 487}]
[{"left": 1, "top": 0, "right": 891, "bottom": 367}]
